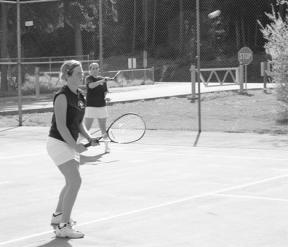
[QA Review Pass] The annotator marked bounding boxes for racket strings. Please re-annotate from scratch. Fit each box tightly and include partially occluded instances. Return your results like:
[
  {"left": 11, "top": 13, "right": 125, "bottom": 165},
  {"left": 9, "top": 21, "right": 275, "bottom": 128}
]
[{"left": 108, "top": 115, "right": 145, "bottom": 143}]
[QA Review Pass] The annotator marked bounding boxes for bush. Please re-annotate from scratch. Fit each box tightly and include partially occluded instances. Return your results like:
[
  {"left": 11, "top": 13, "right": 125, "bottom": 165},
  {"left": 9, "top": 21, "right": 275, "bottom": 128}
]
[{"left": 259, "top": 0, "right": 288, "bottom": 121}]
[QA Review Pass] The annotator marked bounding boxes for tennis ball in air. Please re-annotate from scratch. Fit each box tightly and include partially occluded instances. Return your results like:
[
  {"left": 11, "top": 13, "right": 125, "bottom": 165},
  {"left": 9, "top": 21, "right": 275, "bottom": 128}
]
[{"left": 208, "top": 10, "right": 221, "bottom": 19}]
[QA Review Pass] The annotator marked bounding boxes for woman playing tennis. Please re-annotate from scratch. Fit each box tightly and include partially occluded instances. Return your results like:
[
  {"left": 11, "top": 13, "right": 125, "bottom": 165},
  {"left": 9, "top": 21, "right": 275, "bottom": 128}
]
[
  {"left": 46, "top": 60, "right": 97, "bottom": 239},
  {"left": 84, "top": 62, "right": 111, "bottom": 153}
]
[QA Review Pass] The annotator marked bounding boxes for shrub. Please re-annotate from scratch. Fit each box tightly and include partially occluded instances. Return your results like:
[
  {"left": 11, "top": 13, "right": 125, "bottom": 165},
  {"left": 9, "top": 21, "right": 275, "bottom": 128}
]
[{"left": 259, "top": 0, "right": 288, "bottom": 121}]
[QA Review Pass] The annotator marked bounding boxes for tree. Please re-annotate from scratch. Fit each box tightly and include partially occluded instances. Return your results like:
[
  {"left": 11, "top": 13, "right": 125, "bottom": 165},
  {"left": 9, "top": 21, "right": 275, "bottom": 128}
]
[
  {"left": 0, "top": 3, "right": 9, "bottom": 92},
  {"left": 61, "top": 0, "right": 97, "bottom": 56},
  {"left": 214, "top": 0, "right": 273, "bottom": 51},
  {"left": 259, "top": 0, "right": 288, "bottom": 122}
]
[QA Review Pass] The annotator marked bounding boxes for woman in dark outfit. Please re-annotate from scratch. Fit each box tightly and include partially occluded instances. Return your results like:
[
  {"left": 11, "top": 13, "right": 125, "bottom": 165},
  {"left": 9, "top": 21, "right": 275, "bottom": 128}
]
[
  {"left": 84, "top": 62, "right": 111, "bottom": 153},
  {"left": 46, "top": 60, "right": 97, "bottom": 239}
]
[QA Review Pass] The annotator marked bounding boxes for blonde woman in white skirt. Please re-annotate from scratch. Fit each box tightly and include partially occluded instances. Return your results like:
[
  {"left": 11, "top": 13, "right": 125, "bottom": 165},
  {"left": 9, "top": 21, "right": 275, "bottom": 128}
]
[{"left": 46, "top": 60, "right": 98, "bottom": 239}]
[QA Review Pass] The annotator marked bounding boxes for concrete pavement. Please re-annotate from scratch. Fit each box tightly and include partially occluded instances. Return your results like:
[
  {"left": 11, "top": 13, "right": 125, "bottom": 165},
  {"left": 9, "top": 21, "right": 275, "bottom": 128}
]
[{"left": 0, "top": 82, "right": 274, "bottom": 115}]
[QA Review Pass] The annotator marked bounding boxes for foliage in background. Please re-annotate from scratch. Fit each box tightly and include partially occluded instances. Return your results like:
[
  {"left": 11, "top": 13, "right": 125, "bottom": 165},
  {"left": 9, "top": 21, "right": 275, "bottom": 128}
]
[
  {"left": 0, "top": 0, "right": 275, "bottom": 59},
  {"left": 258, "top": 0, "right": 288, "bottom": 122},
  {"left": 0, "top": 0, "right": 279, "bottom": 93}
]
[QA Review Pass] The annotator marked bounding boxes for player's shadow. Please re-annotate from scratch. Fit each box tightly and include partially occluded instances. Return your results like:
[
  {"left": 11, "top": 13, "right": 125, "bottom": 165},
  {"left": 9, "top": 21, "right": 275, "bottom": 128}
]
[
  {"left": 80, "top": 152, "right": 119, "bottom": 166},
  {"left": 80, "top": 152, "right": 107, "bottom": 165},
  {"left": 36, "top": 238, "right": 72, "bottom": 247}
]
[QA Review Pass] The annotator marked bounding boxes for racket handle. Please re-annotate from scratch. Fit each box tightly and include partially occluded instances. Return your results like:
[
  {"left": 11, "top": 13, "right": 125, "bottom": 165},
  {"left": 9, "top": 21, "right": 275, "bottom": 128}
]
[
  {"left": 84, "top": 138, "right": 100, "bottom": 148},
  {"left": 84, "top": 142, "right": 91, "bottom": 148},
  {"left": 106, "top": 77, "right": 115, "bottom": 81}
]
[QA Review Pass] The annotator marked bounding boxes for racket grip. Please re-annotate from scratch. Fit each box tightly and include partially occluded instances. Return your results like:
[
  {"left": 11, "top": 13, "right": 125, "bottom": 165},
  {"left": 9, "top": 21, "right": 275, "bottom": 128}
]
[
  {"left": 84, "top": 142, "right": 91, "bottom": 148},
  {"left": 84, "top": 138, "right": 100, "bottom": 148}
]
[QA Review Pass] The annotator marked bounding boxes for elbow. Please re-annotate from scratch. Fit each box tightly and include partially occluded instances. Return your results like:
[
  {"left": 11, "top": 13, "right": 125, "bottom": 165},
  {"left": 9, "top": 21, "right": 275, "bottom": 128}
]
[{"left": 56, "top": 123, "right": 68, "bottom": 136}]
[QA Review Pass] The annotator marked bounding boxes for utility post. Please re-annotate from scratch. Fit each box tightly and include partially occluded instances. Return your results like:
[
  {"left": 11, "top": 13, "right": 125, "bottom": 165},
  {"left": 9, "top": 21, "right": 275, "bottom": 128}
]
[{"left": 0, "top": 0, "right": 59, "bottom": 126}]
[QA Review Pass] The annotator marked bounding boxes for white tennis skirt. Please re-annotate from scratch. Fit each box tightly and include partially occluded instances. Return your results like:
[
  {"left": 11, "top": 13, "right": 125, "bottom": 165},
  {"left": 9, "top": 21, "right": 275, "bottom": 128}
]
[
  {"left": 85, "top": 106, "right": 108, "bottom": 119},
  {"left": 46, "top": 137, "right": 80, "bottom": 166}
]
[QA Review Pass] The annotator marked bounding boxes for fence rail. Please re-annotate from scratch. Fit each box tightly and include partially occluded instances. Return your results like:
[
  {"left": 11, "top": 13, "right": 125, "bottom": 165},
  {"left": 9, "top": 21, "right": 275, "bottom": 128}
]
[
  {"left": 190, "top": 65, "right": 246, "bottom": 99},
  {"left": 199, "top": 67, "right": 239, "bottom": 87}
]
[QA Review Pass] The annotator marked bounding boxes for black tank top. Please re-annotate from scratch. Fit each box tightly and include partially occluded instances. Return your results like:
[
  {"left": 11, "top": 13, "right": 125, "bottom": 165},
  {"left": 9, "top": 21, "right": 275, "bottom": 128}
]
[
  {"left": 86, "top": 75, "right": 108, "bottom": 107},
  {"left": 49, "top": 85, "right": 86, "bottom": 142}
]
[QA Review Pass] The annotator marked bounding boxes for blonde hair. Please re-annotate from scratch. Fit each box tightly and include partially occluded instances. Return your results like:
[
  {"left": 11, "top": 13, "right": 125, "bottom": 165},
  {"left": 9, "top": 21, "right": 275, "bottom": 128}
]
[
  {"left": 89, "top": 62, "right": 99, "bottom": 71},
  {"left": 60, "top": 60, "right": 82, "bottom": 82}
]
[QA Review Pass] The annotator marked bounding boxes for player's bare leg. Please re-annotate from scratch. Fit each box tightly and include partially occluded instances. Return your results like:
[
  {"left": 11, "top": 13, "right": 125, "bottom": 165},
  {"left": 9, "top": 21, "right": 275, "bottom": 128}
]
[
  {"left": 84, "top": 117, "right": 94, "bottom": 131},
  {"left": 50, "top": 185, "right": 67, "bottom": 229},
  {"left": 98, "top": 118, "right": 110, "bottom": 153},
  {"left": 54, "top": 160, "right": 84, "bottom": 238}
]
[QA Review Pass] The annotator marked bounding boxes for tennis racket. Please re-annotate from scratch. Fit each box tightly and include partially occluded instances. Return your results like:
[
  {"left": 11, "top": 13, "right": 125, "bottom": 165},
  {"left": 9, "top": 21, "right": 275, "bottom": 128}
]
[
  {"left": 84, "top": 113, "right": 146, "bottom": 147},
  {"left": 104, "top": 71, "right": 124, "bottom": 84},
  {"left": 107, "top": 71, "right": 121, "bottom": 80},
  {"left": 96, "top": 71, "right": 125, "bottom": 87}
]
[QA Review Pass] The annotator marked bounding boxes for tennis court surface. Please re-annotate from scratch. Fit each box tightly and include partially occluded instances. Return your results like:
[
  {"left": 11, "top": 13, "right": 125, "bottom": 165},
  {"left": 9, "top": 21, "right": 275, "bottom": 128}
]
[{"left": 1, "top": 126, "right": 288, "bottom": 247}]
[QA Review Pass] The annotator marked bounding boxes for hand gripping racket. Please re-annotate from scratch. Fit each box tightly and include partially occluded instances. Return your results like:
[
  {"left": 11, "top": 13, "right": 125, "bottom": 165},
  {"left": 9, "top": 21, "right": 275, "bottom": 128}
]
[
  {"left": 104, "top": 71, "right": 122, "bottom": 83},
  {"left": 84, "top": 113, "right": 146, "bottom": 147}
]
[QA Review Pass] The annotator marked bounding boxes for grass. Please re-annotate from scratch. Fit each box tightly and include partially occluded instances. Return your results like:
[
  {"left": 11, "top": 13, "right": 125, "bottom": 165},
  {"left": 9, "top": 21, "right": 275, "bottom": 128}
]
[{"left": 0, "top": 88, "right": 287, "bottom": 134}]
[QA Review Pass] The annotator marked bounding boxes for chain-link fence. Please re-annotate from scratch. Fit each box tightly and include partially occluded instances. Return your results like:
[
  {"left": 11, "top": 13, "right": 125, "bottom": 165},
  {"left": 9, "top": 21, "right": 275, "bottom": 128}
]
[
  {"left": 0, "top": 0, "right": 285, "bottom": 135},
  {"left": 0, "top": 0, "right": 274, "bottom": 90}
]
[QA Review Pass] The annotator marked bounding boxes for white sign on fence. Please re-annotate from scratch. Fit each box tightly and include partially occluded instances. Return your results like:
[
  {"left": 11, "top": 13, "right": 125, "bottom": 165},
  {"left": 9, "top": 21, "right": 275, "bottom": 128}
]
[
  {"left": 25, "top": 20, "right": 34, "bottom": 27},
  {"left": 128, "top": 58, "right": 136, "bottom": 69}
]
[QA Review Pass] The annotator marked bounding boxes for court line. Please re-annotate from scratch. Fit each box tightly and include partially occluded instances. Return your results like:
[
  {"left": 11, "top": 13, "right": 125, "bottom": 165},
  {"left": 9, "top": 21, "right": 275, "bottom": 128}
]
[
  {"left": 1, "top": 173, "right": 287, "bottom": 246},
  {"left": 0, "top": 127, "right": 18, "bottom": 133},
  {"left": 78, "top": 174, "right": 288, "bottom": 227},
  {"left": 215, "top": 193, "right": 288, "bottom": 202},
  {"left": 149, "top": 151, "right": 288, "bottom": 161},
  {"left": 104, "top": 148, "right": 288, "bottom": 161},
  {"left": 0, "top": 153, "right": 46, "bottom": 160},
  {"left": 3, "top": 149, "right": 288, "bottom": 162},
  {"left": 137, "top": 142, "right": 288, "bottom": 151},
  {"left": 0, "top": 181, "right": 12, "bottom": 185},
  {"left": 0, "top": 231, "right": 54, "bottom": 246}
]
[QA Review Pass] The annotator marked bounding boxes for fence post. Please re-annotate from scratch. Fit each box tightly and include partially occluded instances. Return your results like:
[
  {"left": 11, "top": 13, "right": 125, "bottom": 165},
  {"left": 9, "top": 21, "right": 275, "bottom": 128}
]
[
  {"left": 190, "top": 64, "right": 196, "bottom": 102},
  {"left": 152, "top": 66, "right": 155, "bottom": 84},
  {"left": 261, "top": 61, "right": 268, "bottom": 91},
  {"left": 235, "top": 66, "right": 239, "bottom": 84},
  {"left": 35, "top": 66, "right": 40, "bottom": 98},
  {"left": 239, "top": 64, "right": 244, "bottom": 94}
]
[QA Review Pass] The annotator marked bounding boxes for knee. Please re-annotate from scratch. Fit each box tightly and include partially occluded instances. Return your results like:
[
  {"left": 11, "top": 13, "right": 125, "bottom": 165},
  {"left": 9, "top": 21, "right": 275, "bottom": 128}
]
[
  {"left": 77, "top": 175, "right": 82, "bottom": 187},
  {"left": 85, "top": 118, "right": 93, "bottom": 130},
  {"left": 67, "top": 175, "right": 82, "bottom": 189},
  {"left": 74, "top": 175, "right": 82, "bottom": 189}
]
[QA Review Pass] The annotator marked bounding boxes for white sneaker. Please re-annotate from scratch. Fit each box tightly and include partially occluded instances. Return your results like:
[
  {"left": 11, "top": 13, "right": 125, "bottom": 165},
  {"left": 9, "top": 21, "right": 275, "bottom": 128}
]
[
  {"left": 50, "top": 213, "right": 76, "bottom": 227},
  {"left": 55, "top": 223, "right": 84, "bottom": 239}
]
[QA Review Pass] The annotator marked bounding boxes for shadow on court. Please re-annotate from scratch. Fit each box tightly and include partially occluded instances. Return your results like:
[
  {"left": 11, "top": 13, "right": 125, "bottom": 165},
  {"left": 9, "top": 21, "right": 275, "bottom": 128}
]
[
  {"left": 80, "top": 153, "right": 108, "bottom": 165},
  {"left": 36, "top": 238, "right": 72, "bottom": 247},
  {"left": 80, "top": 153, "right": 120, "bottom": 166}
]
